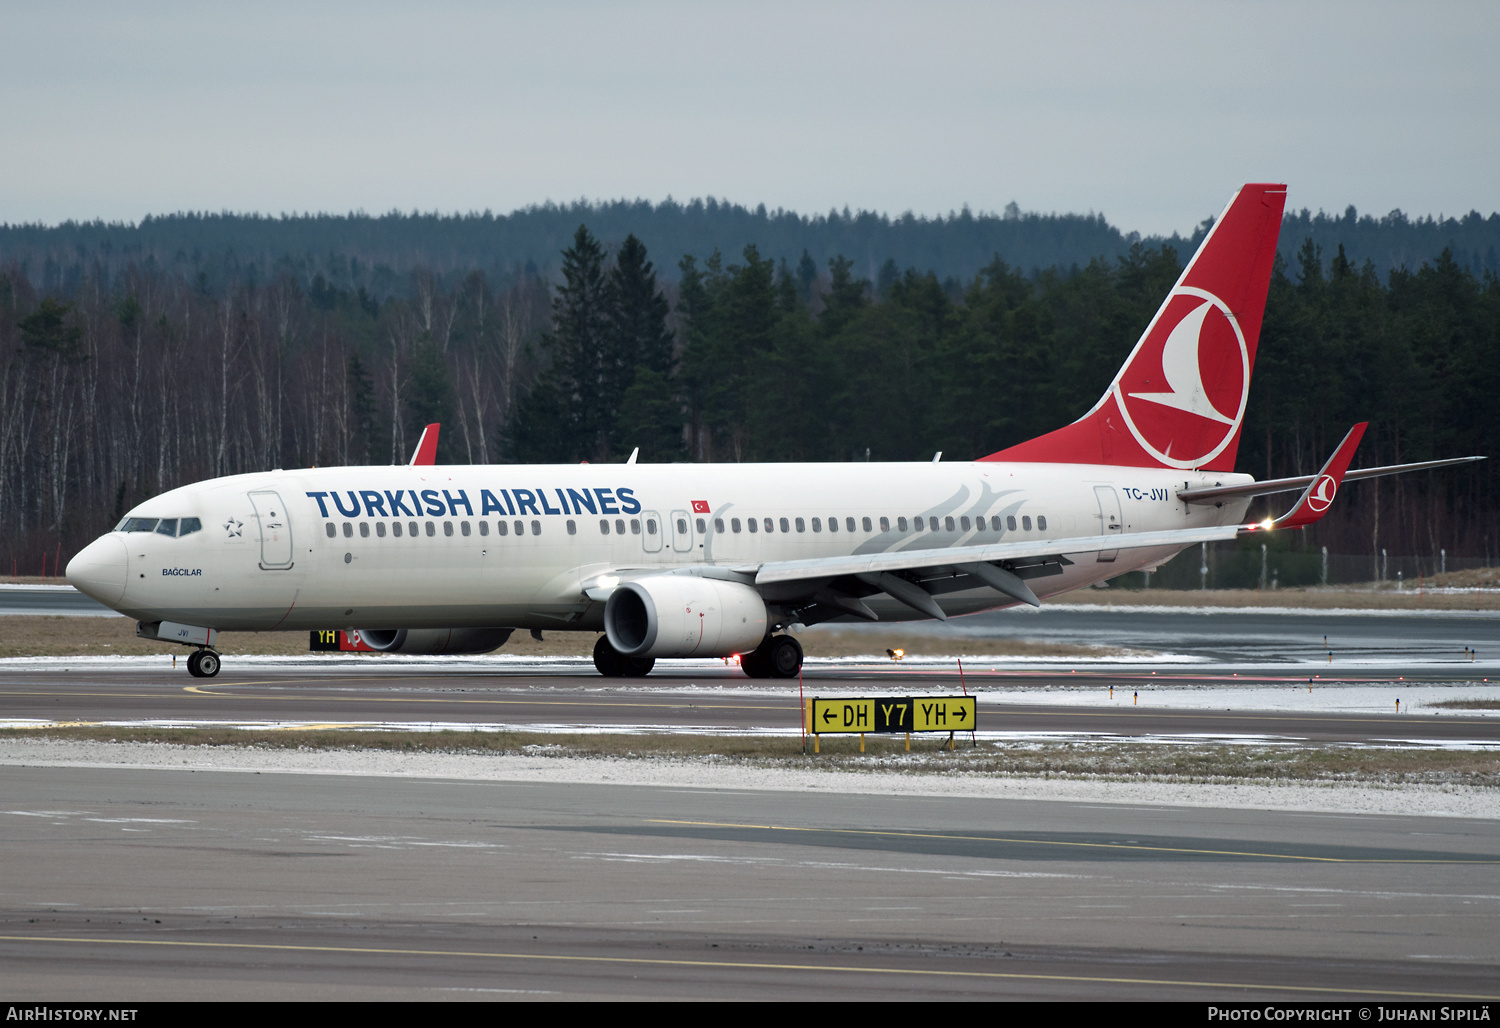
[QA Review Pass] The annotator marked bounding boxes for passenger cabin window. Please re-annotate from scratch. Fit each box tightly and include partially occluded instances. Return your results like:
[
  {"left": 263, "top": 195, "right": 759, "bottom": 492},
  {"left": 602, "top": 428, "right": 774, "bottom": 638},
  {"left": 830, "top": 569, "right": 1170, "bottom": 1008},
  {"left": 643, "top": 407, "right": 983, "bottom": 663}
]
[
  {"left": 747, "top": 518, "right": 758, "bottom": 533},
  {"left": 1022, "top": 515, "right": 1032, "bottom": 531},
  {"left": 393, "top": 522, "right": 404, "bottom": 538},
  {"left": 992, "top": 515, "right": 1003, "bottom": 531},
  {"left": 376, "top": 522, "right": 387, "bottom": 538},
  {"left": 514, "top": 520, "right": 525, "bottom": 536},
  {"left": 531, "top": 520, "right": 541, "bottom": 535},
  {"left": 764, "top": 518, "right": 774, "bottom": 533},
  {"left": 1037, "top": 515, "right": 1047, "bottom": 531},
  {"left": 479, "top": 521, "right": 489, "bottom": 537},
  {"left": 616, "top": 519, "right": 626, "bottom": 535},
  {"left": 897, "top": 517, "right": 908, "bottom": 531},
  {"left": 731, "top": 518, "right": 742, "bottom": 533},
  {"left": 408, "top": 521, "right": 418, "bottom": 537},
  {"left": 360, "top": 523, "right": 370, "bottom": 538},
  {"left": 677, "top": 517, "right": 688, "bottom": 535},
  {"left": 343, "top": 522, "right": 354, "bottom": 538},
  {"left": 600, "top": 519, "right": 611, "bottom": 534},
  {"left": 715, "top": 518, "right": 726, "bottom": 533},
  {"left": 1007, "top": 516, "right": 1017, "bottom": 531},
  {"left": 461, "top": 521, "right": 472, "bottom": 537},
  {"left": 325, "top": 523, "right": 336, "bottom": 539},
  {"left": 944, "top": 516, "right": 955, "bottom": 531},
  {"left": 879, "top": 516, "right": 890, "bottom": 532},
  {"left": 646, "top": 518, "right": 658, "bottom": 535},
  {"left": 960, "top": 516, "right": 971, "bottom": 531},
  {"left": 442, "top": 521, "right": 453, "bottom": 537},
  {"left": 794, "top": 518, "right": 804, "bottom": 533},
  {"left": 811, "top": 517, "right": 821, "bottom": 532},
  {"left": 929, "top": 517, "right": 939, "bottom": 531},
  {"left": 630, "top": 518, "right": 640, "bottom": 534},
  {"left": 913, "top": 516, "right": 924, "bottom": 531},
  {"left": 696, "top": 517, "right": 707, "bottom": 534},
  {"left": 827, "top": 517, "right": 838, "bottom": 533},
  {"left": 497, "top": 521, "right": 509, "bottom": 536},
  {"left": 845, "top": 517, "right": 856, "bottom": 533},
  {"left": 566, "top": 520, "right": 576, "bottom": 535},
  {"left": 780, "top": 517, "right": 791, "bottom": 533}
]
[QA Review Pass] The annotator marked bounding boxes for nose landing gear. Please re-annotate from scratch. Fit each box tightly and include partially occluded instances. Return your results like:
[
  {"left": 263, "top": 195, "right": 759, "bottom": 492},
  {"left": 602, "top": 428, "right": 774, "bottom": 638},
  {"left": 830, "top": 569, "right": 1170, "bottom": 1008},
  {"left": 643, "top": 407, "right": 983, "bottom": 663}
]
[{"left": 186, "top": 648, "right": 221, "bottom": 678}]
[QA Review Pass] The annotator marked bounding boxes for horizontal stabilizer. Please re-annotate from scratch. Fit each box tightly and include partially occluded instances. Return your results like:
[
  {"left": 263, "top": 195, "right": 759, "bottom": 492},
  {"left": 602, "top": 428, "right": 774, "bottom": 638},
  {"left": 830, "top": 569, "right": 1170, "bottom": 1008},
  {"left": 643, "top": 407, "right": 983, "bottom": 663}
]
[{"left": 1179, "top": 455, "right": 1486, "bottom": 504}]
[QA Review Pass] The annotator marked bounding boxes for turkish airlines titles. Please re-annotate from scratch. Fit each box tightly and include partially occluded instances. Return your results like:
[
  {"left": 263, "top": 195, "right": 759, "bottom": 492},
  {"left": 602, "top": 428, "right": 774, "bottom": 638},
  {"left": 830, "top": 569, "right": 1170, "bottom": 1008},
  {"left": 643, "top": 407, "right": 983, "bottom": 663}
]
[{"left": 304, "top": 486, "right": 643, "bottom": 521}]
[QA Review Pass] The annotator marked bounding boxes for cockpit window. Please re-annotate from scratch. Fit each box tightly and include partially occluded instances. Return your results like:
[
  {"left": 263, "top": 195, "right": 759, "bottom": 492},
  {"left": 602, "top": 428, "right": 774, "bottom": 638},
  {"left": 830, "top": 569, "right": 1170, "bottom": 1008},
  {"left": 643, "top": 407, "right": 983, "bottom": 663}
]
[{"left": 118, "top": 515, "right": 201, "bottom": 536}]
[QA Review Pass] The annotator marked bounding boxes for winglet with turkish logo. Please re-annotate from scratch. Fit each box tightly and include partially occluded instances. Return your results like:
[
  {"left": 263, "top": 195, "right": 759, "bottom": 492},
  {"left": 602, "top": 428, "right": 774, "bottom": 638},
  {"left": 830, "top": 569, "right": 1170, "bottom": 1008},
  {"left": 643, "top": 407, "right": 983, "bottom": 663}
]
[
  {"left": 1243, "top": 422, "right": 1367, "bottom": 533},
  {"left": 408, "top": 423, "right": 440, "bottom": 466}
]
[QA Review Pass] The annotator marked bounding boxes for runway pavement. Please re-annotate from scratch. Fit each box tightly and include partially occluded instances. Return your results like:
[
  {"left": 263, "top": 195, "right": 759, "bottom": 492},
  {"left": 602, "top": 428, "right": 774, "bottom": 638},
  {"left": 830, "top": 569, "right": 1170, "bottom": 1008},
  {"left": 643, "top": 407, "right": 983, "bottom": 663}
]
[{"left": 2, "top": 764, "right": 1497, "bottom": 1000}]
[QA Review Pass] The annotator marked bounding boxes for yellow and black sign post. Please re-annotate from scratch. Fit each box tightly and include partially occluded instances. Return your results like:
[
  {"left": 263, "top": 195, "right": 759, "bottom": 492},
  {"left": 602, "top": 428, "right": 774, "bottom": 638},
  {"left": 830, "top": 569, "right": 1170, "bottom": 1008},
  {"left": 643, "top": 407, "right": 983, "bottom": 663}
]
[{"left": 803, "top": 696, "right": 977, "bottom": 753}]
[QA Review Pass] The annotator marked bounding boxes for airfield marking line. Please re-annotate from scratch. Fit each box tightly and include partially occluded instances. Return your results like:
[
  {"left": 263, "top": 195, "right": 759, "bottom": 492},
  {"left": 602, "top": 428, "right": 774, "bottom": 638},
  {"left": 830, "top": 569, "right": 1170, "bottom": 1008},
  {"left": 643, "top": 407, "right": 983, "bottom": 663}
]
[
  {"left": 175, "top": 682, "right": 790, "bottom": 712},
  {"left": 645, "top": 819, "right": 1500, "bottom": 865},
  {"left": 0, "top": 934, "right": 1494, "bottom": 1000}
]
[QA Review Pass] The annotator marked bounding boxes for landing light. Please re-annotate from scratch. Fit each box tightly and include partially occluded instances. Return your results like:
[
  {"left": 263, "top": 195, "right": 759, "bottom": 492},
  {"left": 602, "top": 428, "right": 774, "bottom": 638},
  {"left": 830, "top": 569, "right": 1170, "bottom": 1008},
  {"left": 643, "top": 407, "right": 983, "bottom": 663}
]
[
  {"left": 886, "top": 648, "right": 905, "bottom": 662},
  {"left": 1260, "top": 518, "right": 1275, "bottom": 530}
]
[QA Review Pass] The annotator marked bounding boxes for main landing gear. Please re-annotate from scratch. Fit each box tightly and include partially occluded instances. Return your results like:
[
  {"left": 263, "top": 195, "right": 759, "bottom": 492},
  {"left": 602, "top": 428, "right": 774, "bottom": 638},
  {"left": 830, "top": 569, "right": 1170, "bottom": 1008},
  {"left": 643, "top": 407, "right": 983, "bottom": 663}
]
[
  {"left": 741, "top": 634, "right": 803, "bottom": 679},
  {"left": 593, "top": 635, "right": 656, "bottom": 677},
  {"left": 186, "top": 648, "right": 221, "bottom": 678}
]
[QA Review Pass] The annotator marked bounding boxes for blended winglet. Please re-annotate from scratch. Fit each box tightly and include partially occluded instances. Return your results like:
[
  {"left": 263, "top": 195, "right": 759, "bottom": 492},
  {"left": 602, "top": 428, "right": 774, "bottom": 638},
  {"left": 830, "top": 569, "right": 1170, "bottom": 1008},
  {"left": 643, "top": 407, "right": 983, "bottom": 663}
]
[
  {"left": 409, "top": 423, "right": 440, "bottom": 466},
  {"left": 1244, "top": 422, "right": 1367, "bottom": 532}
]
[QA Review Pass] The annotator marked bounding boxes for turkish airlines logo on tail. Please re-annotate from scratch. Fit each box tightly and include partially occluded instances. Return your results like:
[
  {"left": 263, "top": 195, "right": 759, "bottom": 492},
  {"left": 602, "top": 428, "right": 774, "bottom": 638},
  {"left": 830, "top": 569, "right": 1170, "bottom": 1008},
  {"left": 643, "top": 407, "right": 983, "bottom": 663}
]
[
  {"left": 1306, "top": 474, "right": 1338, "bottom": 512},
  {"left": 1112, "top": 286, "right": 1250, "bottom": 469}
]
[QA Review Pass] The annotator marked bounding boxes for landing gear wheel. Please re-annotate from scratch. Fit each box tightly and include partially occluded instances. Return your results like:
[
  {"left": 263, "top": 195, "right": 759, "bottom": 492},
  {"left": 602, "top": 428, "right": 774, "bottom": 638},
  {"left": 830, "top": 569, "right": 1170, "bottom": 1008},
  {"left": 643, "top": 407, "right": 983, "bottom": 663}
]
[
  {"left": 740, "top": 637, "right": 773, "bottom": 678},
  {"left": 767, "top": 635, "right": 803, "bottom": 678},
  {"left": 185, "top": 649, "right": 219, "bottom": 677},
  {"left": 593, "top": 635, "right": 655, "bottom": 678},
  {"left": 742, "top": 635, "right": 802, "bottom": 679}
]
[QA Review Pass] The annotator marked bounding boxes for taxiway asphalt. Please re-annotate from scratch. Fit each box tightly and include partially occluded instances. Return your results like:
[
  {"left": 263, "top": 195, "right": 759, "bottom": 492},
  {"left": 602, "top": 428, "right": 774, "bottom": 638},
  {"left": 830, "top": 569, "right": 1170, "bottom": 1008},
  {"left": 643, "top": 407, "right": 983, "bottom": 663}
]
[{"left": 2, "top": 764, "right": 1498, "bottom": 1000}]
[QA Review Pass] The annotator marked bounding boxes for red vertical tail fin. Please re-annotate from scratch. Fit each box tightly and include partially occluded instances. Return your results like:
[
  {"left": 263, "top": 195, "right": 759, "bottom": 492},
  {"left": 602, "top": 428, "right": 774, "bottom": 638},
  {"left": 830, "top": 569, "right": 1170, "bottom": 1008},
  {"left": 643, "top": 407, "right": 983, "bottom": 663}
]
[
  {"left": 982, "top": 183, "right": 1286, "bottom": 471},
  {"left": 409, "top": 423, "right": 440, "bottom": 466}
]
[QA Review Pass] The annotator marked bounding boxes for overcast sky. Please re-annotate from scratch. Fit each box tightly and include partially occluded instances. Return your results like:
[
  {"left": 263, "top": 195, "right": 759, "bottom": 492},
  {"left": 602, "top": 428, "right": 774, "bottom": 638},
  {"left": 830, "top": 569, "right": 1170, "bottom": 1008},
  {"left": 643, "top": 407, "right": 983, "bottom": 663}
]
[{"left": 3, "top": 1, "right": 1496, "bottom": 236}]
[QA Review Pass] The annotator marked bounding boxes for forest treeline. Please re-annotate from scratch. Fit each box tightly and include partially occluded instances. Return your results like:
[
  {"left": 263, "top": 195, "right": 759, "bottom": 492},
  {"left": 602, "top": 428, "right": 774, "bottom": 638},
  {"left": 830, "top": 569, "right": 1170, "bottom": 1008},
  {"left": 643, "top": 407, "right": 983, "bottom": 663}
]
[
  {"left": 4, "top": 197, "right": 1499, "bottom": 300},
  {"left": 0, "top": 221, "right": 1495, "bottom": 579}
]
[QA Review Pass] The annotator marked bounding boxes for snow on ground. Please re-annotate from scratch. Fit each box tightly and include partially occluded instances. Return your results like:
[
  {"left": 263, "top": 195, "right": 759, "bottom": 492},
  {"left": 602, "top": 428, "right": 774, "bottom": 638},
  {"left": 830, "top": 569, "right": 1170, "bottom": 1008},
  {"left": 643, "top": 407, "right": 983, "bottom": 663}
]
[{"left": 1, "top": 735, "right": 1496, "bottom": 821}]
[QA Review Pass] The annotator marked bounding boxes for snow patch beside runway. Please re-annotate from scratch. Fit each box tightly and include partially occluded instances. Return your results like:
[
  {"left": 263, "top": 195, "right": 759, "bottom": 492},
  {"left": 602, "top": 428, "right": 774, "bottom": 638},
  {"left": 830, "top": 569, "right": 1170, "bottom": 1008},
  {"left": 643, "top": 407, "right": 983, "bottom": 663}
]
[{"left": 0, "top": 735, "right": 1495, "bottom": 821}]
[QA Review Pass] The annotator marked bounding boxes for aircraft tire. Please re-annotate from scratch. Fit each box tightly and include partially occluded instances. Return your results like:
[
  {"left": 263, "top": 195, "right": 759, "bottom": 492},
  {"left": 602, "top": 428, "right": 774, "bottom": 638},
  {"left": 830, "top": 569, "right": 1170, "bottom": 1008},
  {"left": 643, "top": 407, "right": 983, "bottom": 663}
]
[
  {"left": 186, "top": 650, "right": 203, "bottom": 677},
  {"left": 594, "top": 635, "right": 656, "bottom": 677},
  {"left": 197, "top": 650, "right": 221, "bottom": 677},
  {"left": 593, "top": 635, "right": 628, "bottom": 677},
  {"left": 767, "top": 635, "right": 803, "bottom": 679},
  {"left": 740, "top": 638, "right": 773, "bottom": 678}
]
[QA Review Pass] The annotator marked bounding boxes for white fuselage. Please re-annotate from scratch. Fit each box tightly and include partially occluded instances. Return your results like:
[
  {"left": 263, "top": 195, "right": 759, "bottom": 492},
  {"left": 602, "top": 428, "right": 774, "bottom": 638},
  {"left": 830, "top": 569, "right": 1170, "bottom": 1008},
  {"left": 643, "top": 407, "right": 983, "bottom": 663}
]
[{"left": 69, "top": 461, "right": 1253, "bottom": 633}]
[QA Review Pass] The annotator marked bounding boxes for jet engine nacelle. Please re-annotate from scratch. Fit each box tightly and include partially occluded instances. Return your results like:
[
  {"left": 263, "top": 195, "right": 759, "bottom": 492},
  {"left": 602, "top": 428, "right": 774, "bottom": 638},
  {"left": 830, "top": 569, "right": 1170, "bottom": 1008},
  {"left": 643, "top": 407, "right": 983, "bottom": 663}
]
[
  {"left": 604, "top": 577, "right": 768, "bottom": 658},
  {"left": 353, "top": 628, "right": 514, "bottom": 655}
]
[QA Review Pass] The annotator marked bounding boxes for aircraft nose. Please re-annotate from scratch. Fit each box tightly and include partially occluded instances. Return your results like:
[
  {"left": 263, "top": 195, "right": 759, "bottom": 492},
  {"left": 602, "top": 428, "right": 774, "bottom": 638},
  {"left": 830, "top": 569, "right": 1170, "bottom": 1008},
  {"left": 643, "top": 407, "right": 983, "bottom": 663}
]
[{"left": 66, "top": 535, "right": 128, "bottom": 607}]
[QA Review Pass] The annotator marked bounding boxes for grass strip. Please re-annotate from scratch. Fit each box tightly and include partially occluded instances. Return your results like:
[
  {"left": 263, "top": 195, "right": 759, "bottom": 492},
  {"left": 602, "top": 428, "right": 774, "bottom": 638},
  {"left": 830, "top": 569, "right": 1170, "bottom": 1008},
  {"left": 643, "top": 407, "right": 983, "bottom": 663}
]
[{"left": 5, "top": 725, "right": 1497, "bottom": 787}]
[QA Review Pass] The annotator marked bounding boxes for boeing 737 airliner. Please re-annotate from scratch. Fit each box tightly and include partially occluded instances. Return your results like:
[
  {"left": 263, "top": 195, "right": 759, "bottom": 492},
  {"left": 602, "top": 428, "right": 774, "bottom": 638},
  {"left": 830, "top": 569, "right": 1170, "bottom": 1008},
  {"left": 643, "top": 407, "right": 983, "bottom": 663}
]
[{"left": 66, "top": 184, "right": 1482, "bottom": 678}]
